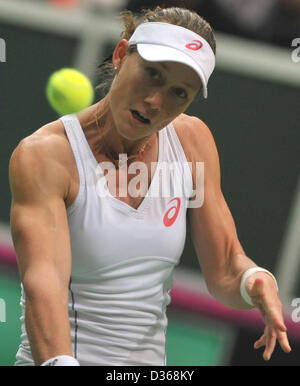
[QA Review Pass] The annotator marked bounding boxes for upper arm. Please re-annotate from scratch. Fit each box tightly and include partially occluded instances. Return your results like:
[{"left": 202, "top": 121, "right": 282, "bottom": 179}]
[
  {"left": 9, "top": 136, "right": 72, "bottom": 294},
  {"left": 184, "top": 117, "right": 245, "bottom": 287}
]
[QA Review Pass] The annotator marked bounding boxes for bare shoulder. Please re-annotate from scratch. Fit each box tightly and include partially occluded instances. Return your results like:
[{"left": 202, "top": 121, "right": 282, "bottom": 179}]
[
  {"left": 9, "top": 120, "right": 74, "bottom": 202},
  {"left": 172, "top": 113, "right": 221, "bottom": 190},
  {"left": 172, "top": 113, "right": 218, "bottom": 163}
]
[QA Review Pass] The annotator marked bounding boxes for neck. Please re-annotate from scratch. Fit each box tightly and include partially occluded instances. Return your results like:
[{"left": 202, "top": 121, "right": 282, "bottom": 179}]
[{"left": 93, "top": 96, "right": 153, "bottom": 165}]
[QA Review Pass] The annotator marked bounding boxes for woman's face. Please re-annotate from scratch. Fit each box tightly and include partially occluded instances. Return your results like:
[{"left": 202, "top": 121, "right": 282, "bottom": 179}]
[{"left": 109, "top": 40, "right": 202, "bottom": 141}]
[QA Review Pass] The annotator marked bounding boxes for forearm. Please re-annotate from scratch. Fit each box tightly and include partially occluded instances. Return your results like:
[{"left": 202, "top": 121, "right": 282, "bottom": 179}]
[
  {"left": 207, "top": 253, "right": 258, "bottom": 310},
  {"left": 24, "top": 280, "right": 72, "bottom": 365}
]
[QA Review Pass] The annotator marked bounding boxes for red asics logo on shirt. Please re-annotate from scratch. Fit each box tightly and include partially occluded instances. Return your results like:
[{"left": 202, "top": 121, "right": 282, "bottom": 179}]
[
  {"left": 186, "top": 40, "right": 203, "bottom": 51},
  {"left": 163, "top": 198, "right": 181, "bottom": 227}
]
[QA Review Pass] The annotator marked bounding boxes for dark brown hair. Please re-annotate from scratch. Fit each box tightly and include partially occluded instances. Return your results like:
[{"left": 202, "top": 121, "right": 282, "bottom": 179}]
[
  {"left": 96, "top": 6, "right": 216, "bottom": 96},
  {"left": 89, "top": 6, "right": 216, "bottom": 163}
]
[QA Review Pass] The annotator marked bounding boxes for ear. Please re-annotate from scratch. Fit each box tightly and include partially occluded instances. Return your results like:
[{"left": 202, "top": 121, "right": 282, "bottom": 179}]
[{"left": 112, "top": 39, "right": 130, "bottom": 72}]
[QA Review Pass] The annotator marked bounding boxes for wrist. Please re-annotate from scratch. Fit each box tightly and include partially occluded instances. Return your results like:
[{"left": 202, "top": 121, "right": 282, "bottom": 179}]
[
  {"left": 41, "top": 355, "right": 80, "bottom": 366},
  {"left": 240, "top": 267, "right": 278, "bottom": 306}
]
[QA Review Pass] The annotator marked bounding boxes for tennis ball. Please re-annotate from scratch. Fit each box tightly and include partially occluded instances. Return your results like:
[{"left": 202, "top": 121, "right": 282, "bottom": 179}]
[{"left": 46, "top": 68, "right": 94, "bottom": 116}]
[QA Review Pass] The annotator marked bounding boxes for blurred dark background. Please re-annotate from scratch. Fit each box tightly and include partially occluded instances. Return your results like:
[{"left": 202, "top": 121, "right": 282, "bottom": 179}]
[{"left": 126, "top": 0, "right": 300, "bottom": 48}]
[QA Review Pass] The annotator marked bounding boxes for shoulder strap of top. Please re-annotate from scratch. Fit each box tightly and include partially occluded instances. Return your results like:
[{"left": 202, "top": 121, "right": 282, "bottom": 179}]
[
  {"left": 60, "top": 114, "right": 91, "bottom": 214},
  {"left": 166, "top": 121, "right": 194, "bottom": 201},
  {"left": 166, "top": 121, "right": 190, "bottom": 165}
]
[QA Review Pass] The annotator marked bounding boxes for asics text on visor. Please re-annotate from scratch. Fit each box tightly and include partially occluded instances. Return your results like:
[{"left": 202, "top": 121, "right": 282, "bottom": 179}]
[{"left": 128, "top": 22, "right": 216, "bottom": 98}]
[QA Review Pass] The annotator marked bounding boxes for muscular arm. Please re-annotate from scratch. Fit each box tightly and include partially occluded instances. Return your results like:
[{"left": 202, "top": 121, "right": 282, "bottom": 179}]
[
  {"left": 9, "top": 135, "right": 73, "bottom": 365},
  {"left": 178, "top": 115, "right": 291, "bottom": 360},
  {"left": 184, "top": 117, "right": 260, "bottom": 309},
  {"left": 184, "top": 116, "right": 291, "bottom": 359}
]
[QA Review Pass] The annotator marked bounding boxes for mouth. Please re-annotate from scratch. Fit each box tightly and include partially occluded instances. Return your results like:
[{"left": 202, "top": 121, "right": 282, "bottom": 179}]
[{"left": 130, "top": 109, "right": 151, "bottom": 125}]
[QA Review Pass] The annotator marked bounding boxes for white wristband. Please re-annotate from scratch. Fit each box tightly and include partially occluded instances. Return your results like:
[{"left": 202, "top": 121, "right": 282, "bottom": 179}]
[
  {"left": 240, "top": 267, "right": 278, "bottom": 306},
  {"left": 41, "top": 355, "right": 80, "bottom": 366}
]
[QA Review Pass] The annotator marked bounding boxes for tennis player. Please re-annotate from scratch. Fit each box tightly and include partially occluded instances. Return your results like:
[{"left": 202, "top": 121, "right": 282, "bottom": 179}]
[{"left": 10, "top": 6, "right": 291, "bottom": 366}]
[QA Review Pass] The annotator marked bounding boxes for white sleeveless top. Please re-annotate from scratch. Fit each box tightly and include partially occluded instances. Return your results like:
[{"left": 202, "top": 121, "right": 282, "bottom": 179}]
[{"left": 15, "top": 114, "right": 194, "bottom": 366}]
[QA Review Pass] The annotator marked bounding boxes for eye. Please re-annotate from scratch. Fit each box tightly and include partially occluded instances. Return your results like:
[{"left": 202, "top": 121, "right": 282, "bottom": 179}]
[
  {"left": 173, "top": 87, "right": 188, "bottom": 99},
  {"left": 146, "top": 67, "right": 161, "bottom": 80}
]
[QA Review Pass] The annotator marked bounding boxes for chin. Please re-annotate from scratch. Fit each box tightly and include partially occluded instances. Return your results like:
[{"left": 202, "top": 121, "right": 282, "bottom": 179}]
[{"left": 117, "top": 121, "right": 152, "bottom": 141}]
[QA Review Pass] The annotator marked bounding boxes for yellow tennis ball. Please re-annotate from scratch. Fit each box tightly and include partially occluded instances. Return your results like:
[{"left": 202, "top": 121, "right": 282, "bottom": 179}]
[{"left": 46, "top": 68, "right": 94, "bottom": 115}]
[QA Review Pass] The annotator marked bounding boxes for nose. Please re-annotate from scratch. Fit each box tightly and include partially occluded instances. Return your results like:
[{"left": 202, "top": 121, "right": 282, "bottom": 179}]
[{"left": 144, "top": 89, "right": 164, "bottom": 111}]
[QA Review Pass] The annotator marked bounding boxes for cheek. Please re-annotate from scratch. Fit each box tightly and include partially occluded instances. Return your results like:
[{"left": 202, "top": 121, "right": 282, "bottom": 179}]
[
  {"left": 154, "top": 103, "right": 189, "bottom": 129},
  {"left": 154, "top": 113, "right": 179, "bottom": 131},
  {"left": 129, "top": 74, "right": 148, "bottom": 96},
  {"left": 113, "top": 75, "right": 145, "bottom": 107},
  {"left": 162, "top": 100, "right": 187, "bottom": 119}
]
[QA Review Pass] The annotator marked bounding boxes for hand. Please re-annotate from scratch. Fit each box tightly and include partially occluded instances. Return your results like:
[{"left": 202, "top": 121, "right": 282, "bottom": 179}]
[{"left": 246, "top": 274, "right": 292, "bottom": 361}]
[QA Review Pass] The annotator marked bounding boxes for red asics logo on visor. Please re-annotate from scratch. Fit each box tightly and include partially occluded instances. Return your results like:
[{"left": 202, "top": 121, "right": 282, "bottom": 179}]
[
  {"left": 163, "top": 198, "right": 181, "bottom": 227},
  {"left": 186, "top": 40, "right": 203, "bottom": 51}
]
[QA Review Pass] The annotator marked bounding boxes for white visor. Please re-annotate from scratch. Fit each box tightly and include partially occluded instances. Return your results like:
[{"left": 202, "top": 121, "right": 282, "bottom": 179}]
[{"left": 128, "top": 22, "right": 216, "bottom": 98}]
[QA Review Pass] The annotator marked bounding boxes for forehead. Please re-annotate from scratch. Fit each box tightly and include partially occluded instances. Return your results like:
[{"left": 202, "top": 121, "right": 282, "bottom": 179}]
[{"left": 159, "top": 62, "right": 201, "bottom": 90}]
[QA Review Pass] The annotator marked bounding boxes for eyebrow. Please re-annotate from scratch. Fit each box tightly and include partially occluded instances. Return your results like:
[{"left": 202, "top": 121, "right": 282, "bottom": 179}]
[{"left": 158, "top": 62, "right": 196, "bottom": 91}]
